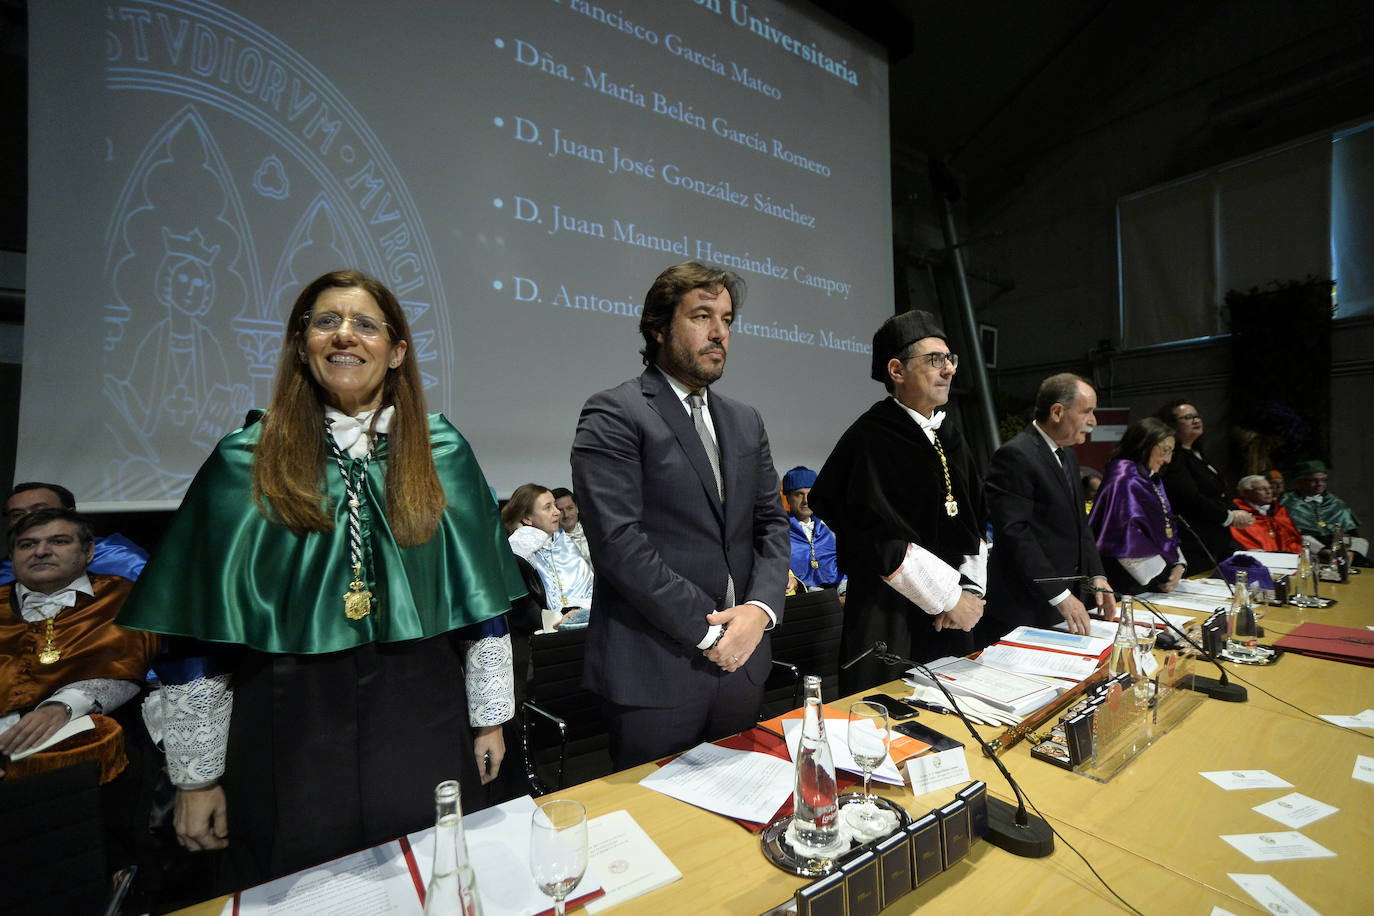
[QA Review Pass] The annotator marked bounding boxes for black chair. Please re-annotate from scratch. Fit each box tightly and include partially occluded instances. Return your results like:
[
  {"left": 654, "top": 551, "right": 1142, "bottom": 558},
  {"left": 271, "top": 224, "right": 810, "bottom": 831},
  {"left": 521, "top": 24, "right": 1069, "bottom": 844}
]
[
  {"left": 0, "top": 760, "right": 108, "bottom": 916},
  {"left": 760, "top": 588, "right": 846, "bottom": 719},
  {"left": 519, "top": 626, "right": 612, "bottom": 795}
]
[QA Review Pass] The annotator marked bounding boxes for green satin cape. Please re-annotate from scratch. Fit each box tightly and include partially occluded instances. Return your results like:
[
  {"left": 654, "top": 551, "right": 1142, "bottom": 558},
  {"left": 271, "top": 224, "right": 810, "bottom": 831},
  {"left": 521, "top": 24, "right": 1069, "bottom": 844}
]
[{"left": 119, "top": 412, "right": 525, "bottom": 654}]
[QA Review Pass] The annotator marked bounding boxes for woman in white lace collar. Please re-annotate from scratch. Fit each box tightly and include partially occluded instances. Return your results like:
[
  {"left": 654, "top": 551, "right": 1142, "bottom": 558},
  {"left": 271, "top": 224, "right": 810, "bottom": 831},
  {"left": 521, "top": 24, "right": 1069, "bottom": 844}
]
[{"left": 503, "top": 483, "right": 594, "bottom": 631}]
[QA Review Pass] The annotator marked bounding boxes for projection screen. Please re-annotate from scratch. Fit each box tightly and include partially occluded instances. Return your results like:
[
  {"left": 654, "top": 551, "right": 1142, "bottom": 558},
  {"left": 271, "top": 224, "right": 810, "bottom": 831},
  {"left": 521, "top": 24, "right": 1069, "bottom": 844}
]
[{"left": 23, "top": 0, "right": 893, "bottom": 507}]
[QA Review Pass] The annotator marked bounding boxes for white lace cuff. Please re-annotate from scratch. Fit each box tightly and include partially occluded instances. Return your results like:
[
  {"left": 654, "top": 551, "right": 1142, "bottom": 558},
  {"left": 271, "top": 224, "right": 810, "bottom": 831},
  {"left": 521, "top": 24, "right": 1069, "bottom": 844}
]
[
  {"left": 1120, "top": 555, "right": 1166, "bottom": 586},
  {"left": 464, "top": 634, "right": 515, "bottom": 728},
  {"left": 160, "top": 674, "right": 234, "bottom": 789},
  {"left": 957, "top": 540, "right": 989, "bottom": 595},
  {"left": 883, "top": 542, "right": 962, "bottom": 615},
  {"left": 47, "top": 678, "right": 140, "bottom": 719}
]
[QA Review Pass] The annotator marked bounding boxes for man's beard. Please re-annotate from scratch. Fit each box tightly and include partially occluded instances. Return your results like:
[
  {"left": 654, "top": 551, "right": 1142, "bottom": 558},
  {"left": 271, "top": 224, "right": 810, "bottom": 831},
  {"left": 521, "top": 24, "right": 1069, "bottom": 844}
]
[{"left": 662, "top": 331, "right": 725, "bottom": 387}]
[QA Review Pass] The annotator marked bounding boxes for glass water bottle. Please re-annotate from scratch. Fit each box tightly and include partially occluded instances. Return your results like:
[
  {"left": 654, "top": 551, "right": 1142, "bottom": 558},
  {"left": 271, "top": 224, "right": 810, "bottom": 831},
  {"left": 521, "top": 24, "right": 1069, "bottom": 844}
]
[
  {"left": 1226, "top": 570, "right": 1259, "bottom": 657},
  {"left": 1107, "top": 596, "right": 1143, "bottom": 680},
  {"left": 1294, "top": 547, "right": 1320, "bottom": 606},
  {"left": 792, "top": 675, "right": 839, "bottom": 849},
  {"left": 423, "top": 779, "right": 483, "bottom": 916}
]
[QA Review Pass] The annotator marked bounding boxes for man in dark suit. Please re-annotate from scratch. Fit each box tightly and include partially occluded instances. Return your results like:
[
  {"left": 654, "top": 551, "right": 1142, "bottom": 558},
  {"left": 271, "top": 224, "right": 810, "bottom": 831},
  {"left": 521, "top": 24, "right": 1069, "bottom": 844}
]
[
  {"left": 980, "top": 373, "right": 1116, "bottom": 645},
  {"left": 571, "top": 261, "right": 789, "bottom": 770}
]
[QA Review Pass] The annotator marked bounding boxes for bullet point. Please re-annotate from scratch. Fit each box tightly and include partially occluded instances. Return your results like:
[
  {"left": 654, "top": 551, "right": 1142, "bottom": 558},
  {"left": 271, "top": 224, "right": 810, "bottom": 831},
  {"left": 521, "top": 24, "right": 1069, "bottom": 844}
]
[
  {"left": 492, "top": 280, "right": 504, "bottom": 291},
  {"left": 493, "top": 198, "right": 504, "bottom": 208},
  {"left": 494, "top": 38, "right": 505, "bottom": 49},
  {"left": 493, "top": 116, "right": 505, "bottom": 128}
]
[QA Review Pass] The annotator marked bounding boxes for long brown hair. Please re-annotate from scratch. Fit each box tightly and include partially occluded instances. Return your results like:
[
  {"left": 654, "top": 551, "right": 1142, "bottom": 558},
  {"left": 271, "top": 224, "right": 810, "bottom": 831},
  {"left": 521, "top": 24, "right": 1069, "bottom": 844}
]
[
  {"left": 501, "top": 483, "right": 552, "bottom": 534},
  {"left": 252, "top": 270, "right": 446, "bottom": 546}
]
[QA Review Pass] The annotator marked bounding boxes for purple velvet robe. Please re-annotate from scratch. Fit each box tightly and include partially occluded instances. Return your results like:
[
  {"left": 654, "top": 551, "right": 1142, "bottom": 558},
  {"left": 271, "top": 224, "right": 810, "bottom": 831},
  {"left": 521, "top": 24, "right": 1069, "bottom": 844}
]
[{"left": 1089, "top": 458, "right": 1182, "bottom": 565}]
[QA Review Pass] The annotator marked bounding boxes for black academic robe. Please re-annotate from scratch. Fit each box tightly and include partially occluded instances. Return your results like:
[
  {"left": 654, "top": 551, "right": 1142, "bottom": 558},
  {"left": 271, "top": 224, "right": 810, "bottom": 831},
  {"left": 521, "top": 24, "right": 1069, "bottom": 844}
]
[
  {"left": 809, "top": 398, "right": 987, "bottom": 694},
  {"left": 1159, "top": 442, "right": 1235, "bottom": 573}
]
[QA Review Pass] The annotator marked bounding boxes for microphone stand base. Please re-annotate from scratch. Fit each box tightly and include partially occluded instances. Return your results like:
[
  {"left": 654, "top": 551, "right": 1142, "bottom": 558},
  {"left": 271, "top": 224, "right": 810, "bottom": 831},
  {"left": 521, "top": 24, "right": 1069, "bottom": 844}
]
[
  {"left": 1181, "top": 674, "right": 1247, "bottom": 703},
  {"left": 986, "top": 796, "right": 1054, "bottom": 858}
]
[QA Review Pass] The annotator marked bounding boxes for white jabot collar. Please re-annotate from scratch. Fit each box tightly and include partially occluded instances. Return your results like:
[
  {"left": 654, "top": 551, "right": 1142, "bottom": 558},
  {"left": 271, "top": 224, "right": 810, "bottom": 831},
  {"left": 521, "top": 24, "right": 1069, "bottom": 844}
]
[
  {"left": 507, "top": 524, "right": 553, "bottom": 562},
  {"left": 16, "top": 573, "right": 94, "bottom": 623},
  {"left": 324, "top": 405, "right": 395, "bottom": 458},
  {"left": 892, "top": 396, "right": 945, "bottom": 440}
]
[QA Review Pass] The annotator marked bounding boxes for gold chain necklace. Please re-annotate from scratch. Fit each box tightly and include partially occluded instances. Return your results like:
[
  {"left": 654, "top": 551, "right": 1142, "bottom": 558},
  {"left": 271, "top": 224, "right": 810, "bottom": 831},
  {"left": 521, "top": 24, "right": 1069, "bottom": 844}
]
[
  {"left": 1151, "top": 480, "right": 1175, "bottom": 538},
  {"left": 930, "top": 431, "right": 959, "bottom": 518},
  {"left": 38, "top": 615, "right": 61, "bottom": 664}
]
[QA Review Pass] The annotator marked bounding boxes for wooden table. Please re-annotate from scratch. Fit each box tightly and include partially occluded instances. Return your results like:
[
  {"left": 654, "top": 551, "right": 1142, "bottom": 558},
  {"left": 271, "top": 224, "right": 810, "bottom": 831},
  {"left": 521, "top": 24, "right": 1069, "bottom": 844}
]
[{"left": 175, "top": 574, "right": 1371, "bottom": 915}]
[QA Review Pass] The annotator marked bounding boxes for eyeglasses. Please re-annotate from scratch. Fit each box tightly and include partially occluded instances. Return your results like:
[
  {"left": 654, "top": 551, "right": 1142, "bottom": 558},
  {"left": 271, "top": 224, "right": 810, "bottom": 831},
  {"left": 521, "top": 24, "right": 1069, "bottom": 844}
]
[
  {"left": 909, "top": 351, "right": 958, "bottom": 370},
  {"left": 1153, "top": 443, "right": 1175, "bottom": 455},
  {"left": 1175, "top": 413, "right": 1200, "bottom": 422},
  {"left": 303, "top": 311, "right": 390, "bottom": 339}
]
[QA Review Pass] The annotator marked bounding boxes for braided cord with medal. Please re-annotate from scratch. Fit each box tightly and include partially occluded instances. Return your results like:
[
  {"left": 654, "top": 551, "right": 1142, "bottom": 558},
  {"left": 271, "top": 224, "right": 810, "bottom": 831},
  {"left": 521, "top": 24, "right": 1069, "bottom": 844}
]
[
  {"left": 329, "top": 426, "right": 376, "bottom": 620},
  {"left": 930, "top": 431, "right": 960, "bottom": 518}
]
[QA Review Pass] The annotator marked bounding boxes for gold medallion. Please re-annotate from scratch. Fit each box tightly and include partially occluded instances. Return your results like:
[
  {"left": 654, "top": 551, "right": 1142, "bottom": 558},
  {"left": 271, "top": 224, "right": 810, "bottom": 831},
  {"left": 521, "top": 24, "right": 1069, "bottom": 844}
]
[
  {"left": 811, "top": 558, "right": 819, "bottom": 569},
  {"left": 39, "top": 645, "right": 61, "bottom": 664},
  {"left": 343, "top": 563, "right": 372, "bottom": 620},
  {"left": 945, "top": 496, "right": 960, "bottom": 518}
]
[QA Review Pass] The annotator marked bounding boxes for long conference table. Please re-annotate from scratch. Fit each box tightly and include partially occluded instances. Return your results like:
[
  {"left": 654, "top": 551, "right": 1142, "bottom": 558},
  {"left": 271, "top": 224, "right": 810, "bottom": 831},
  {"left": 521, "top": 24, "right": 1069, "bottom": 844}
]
[{"left": 178, "top": 574, "right": 1372, "bottom": 914}]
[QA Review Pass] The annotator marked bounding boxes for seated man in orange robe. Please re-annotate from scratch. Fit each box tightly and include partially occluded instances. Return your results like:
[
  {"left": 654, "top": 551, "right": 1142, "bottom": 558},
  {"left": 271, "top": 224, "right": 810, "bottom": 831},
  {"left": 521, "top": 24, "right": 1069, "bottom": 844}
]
[
  {"left": 0, "top": 507, "right": 157, "bottom": 776},
  {"left": 1230, "top": 475, "right": 1302, "bottom": 554}
]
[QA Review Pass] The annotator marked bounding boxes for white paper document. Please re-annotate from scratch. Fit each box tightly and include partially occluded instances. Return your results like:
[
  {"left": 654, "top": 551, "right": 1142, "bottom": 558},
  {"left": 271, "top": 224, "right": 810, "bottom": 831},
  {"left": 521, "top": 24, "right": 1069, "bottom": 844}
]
[
  {"left": 1353, "top": 755, "right": 1374, "bottom": 785},
  {"left": 226, "top": 842, "right": 420, "bottom": 915},
  {"left": 1319, "top": 708, "right": 1374, "bottom": 729},
  {"left": 1220, "top": 831, "right": 1335, "bottom": 862},
  {"left": 1228, "top": 874, "right": 1322, "bottom": 916},
  {"left": 1252, "top": 793, "right": 1338, "bottom": 829},
  {"left": 584, "top": 810, "right": 680, "bottom": 913},
  {"left": 407, "top": 795, "right": 605, "bottom": 916},
  {"left": 905, "top": 747, "right": 971, "bottom": 797},
  {"left": 781, "top": 717, "right": 904, "bottom": 786},
  {"left": 909, "top": 656, "right": 1061, "bottom": 716},
  {"left": 1135, "top": 591, "right": 1227, "bottom": 614},
  {"left": 1208, "top": 908, "right": 1241, "bottom": 916},
  {"left": 8, "top": 714, "right": 96, "bottom": 761},
  {"left": 1200, "top": 770, "right": 1294, "bottom": 790},
  {"left": 1236, "top": 550, "right": 1300, "bottom": 573},
  {"left": 1000, "top": 625, "right": 1110, "bottom": 657},
  {"left": 638, "top": 742, "right": 795, "bottom": 824},
  {"left": 1173, "top": 578, "right": 1233, "bottom": 599},
  {"left": 975, "top": 643, "right": 1101, "bottom": 682}
]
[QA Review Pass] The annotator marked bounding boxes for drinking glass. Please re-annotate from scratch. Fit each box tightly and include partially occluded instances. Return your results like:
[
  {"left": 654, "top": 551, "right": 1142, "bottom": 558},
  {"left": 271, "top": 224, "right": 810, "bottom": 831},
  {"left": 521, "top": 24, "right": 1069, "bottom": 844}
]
[
  {"left": 530, "top": 799, "right": 587, "bottom": 916},
  {"left": 847, "top": 701, "right": 890, "bottom": 810}
]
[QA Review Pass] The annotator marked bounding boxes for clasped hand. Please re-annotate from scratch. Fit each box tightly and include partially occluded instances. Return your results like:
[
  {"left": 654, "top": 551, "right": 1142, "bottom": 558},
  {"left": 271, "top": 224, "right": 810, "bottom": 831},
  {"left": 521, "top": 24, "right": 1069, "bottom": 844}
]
[{"left": 704, "top": 603, "right": 768, "bottom": 673}]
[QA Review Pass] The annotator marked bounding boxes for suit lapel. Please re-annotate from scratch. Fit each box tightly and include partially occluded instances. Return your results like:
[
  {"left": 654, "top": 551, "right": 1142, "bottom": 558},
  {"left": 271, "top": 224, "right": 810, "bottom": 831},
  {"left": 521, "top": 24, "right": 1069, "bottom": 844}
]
[{"left": 641, "top": 371, "right": 725, "bottom": 522}]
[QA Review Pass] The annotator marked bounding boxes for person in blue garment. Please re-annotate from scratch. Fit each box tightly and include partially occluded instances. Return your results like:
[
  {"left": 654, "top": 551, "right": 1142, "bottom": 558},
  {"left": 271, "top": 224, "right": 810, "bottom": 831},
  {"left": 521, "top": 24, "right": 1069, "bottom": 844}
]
[
  {"left": 0, "top": 482, "right": 148, "bottom": 585},
  {"left": 118, "top": 270, "right": 525, "bottom": 890},
  {"left": 780, "top": 466, "right": 844, "bottom": 593}
]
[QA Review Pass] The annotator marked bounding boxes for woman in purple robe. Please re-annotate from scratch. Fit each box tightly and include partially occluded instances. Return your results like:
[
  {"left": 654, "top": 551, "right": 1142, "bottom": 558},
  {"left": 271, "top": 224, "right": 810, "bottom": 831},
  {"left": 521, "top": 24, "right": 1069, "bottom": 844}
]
[{"left": 1089, "top": 417, "right": 1186, "bottom": 594}]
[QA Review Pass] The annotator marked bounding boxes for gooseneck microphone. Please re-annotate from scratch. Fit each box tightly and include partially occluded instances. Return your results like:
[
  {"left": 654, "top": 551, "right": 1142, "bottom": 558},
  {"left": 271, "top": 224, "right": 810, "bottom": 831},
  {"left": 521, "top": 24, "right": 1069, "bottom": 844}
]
[{"left": 854, "top": 641, "right": 1055, "bottom": 858}]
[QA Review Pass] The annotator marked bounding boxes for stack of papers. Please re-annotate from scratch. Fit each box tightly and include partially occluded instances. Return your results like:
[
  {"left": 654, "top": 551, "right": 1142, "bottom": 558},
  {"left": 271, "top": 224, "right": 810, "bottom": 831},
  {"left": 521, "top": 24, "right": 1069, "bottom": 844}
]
[
  {"left": 1000, "top": 625, "right": 1111, "bottom": 659},
  {"left": 975, "top": 643, "right": 1100, "bottom": 682},
  {"left": 906, "top": 656, "right": 1062, "bottom": 717}
]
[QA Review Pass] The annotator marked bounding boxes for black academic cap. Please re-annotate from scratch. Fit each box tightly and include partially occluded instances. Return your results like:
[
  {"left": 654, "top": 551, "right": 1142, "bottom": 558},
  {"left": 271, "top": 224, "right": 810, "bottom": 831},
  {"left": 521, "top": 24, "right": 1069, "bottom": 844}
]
[{"left": 870, "top": 310, "right": 947, "bottom": 382}]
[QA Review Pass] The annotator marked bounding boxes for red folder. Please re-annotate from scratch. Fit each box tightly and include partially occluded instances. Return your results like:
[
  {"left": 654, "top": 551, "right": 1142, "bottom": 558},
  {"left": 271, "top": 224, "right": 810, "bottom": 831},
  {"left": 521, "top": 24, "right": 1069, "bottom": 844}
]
[{"left": 1273, "top": 622, "right": 1374, "bottom": 667}]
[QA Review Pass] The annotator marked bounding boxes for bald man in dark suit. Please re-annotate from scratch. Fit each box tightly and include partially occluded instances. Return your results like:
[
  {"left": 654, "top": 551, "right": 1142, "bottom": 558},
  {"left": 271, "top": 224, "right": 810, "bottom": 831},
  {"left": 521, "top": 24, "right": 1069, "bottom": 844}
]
[
  {"left": 571, "top": 262, "right": 789, "bottom": 770},
  {"left": 980, "top": 373, "right": 1116, "bottom": 646}
]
